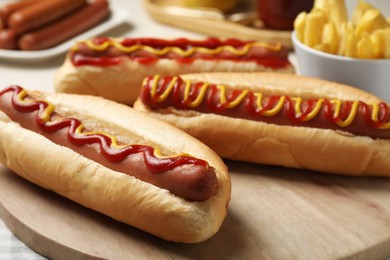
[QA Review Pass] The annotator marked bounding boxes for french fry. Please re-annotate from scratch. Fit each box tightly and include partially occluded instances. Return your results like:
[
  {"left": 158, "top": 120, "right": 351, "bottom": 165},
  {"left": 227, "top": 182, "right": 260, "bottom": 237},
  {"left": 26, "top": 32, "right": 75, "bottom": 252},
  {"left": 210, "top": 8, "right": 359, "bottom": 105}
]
[
  {"left": 352, "top": 0, "right": 375, "bottom": 26},
  {"left": 370, "top": 30, "right": 383, "bottom": 58},
  {"left": 294, "top": 12, "right": 308, "bottom": 42},
  {"left": 355, "top": 8, "right": 390, "bottom": 37},
  {"left": 314, "top": 0, "right": 348, "bottom": 30},
  {"left": 384, "top": 28, "right": 390, "bottom": 58},
  {"left": 383, "top": 28, "right": 390, "bottom": 58},
  {"left": 357, "top": 33, "right": 376, "bottom": 58},
  {"left": 322, "top": 22, "right": 339, "bottom": 54},
  {"left": 338, "top": 22, "right": 353, "bottom": 56},
  {"left": 371, "top": 28, "right": 390, "bottom": 58},
  {"left": 345, "top": 31, "right": 358, "bottom": 58},
  {"left": 304, "top": 9, "right": 327, "bottom": 48},
  {"left": 295, "top": 0, "right": 390, "bottom": 59}
]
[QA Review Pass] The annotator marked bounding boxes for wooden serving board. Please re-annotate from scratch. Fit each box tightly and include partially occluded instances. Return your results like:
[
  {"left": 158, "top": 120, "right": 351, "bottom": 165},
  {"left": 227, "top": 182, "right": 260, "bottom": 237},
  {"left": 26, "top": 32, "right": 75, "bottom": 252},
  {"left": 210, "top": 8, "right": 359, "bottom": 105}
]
[
  {"left": 143, "top": 0, "right": 293, "bottom": 49},
  {"left": 0, "top": 162, "right": 390, "bottom": 259}
]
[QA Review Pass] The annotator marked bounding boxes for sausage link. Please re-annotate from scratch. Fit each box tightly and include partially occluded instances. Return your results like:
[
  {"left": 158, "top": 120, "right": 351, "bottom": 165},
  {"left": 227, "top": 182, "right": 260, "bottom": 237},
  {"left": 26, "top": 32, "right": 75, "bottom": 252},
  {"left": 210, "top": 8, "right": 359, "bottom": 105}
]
[
  {"left": 72, "top": 37, "right": 290, "bottom": 60},
  {"left": 0, "top": 0, "right": 39, "bottom": 28},
  {"left": 0, "top": 29, "right": 17, "bottom": 49},
  {"left": 8, "top": 0, "right": 87, "bottom": 34},
  {"left": 19, "top": 0, "right": 110, "bottom": 51}
]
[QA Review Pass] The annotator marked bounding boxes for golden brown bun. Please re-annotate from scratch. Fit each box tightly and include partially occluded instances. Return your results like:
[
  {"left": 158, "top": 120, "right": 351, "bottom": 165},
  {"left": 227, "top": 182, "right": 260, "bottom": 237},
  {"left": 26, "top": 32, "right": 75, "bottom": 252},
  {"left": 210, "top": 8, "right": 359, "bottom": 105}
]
[
  {"left": 54, "top": 55, "right": 294, "bottom": 105},
  {"left": 0, "top": 92, "right": 230, "bottom": 243},
  {"left": 134, "top": 72, "right": 390, "bottom": 177}
]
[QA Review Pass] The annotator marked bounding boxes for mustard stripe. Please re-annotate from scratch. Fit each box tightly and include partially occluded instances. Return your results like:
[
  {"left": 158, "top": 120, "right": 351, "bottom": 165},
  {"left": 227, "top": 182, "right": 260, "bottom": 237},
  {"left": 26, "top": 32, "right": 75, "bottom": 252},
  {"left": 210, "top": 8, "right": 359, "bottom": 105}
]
[
  {"left": 336, "top": 101, "right": 360, "bottom": 127},
  {"left": 17, "top": 89, "right": 28, "bottom": 103},
  {"left": 185, "top": 82, "right": 209, "bottom": 108},
  {"left": 153, "top": 148, "right": 190, "bottom": 159},
  {"left": 77, "top": 39, "right": 282, "bottom": 56},
  {"left": 18, "top": 89, "right": 192, "bottom": 159},
  {"left": 74, "top": 110, "right": 191, "bottom": 158},
  {"left": 262, "top": 96, "right": 286, "bottom": 116},
  {"left": 304, "top": 99, "right": 325, "bottom": 122},
  {"left": 332, "top": 100, "right": 342, "bottom": 118},
  {"left": 216, "top": 85, "right": 249, "bottom": 109},
  {"left": 40, "top": 103, "right": 55, "bottom": 122},
  {"left": 150, "top": 75, "right": 178, "bottom": 102},
  {"left": 217, "top": 85, "right": 227, "bottom": 104},
  {"left": 227, "top": 90, "right": 248, "bottom": 108},
  {"left": 158, "top": 77, "right": 177, "bottom": 102},
  {"left": 292, "top": 97, "right": 302, "bottom": 117},
  {"left": 75, "top": 124, "right": 127, "bottom": 149},
  {"left": 17, "top": 90, "right": 54, "bottom": 122},
  {"left": 255, "top": 92, "right": 264, "bottom": 110},
  {"left": 371, "top": 103, "right": 379, "bottom": 121},
  {"left": 146, "top": 77, "right": 390, "bottom": 129},
  {"left": 150, "top": 75, "right": 160, "bottom": 97},
  {"left": 374, "top": 103, "right": 390, "bottom": 129},
  {"left": 75, "top": 123, "right": 190, "bottom": 157}
]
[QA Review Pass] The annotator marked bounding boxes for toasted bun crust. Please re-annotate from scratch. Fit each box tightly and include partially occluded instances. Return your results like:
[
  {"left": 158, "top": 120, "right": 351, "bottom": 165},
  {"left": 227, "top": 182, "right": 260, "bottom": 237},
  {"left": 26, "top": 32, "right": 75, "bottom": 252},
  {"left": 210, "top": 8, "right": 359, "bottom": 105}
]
[
  {"left": 0, "top": 92, "right": 230, "bottom": 243},
  {"left": 54, "top": 56, "right": 294, "bottom": 105},
  {"left": 134, "top": 72, "right": 390, "bottom": 176}
]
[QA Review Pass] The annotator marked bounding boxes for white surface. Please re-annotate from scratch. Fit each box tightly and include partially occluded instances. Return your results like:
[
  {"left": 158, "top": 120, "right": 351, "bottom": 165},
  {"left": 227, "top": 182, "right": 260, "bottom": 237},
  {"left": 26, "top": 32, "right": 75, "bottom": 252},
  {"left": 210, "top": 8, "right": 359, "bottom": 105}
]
[
  {"left": 0, "top": 3, "right": 128, "bottom": 61},
  {"left": 292, "top": 32, "right": 390, "bottom": 102}
]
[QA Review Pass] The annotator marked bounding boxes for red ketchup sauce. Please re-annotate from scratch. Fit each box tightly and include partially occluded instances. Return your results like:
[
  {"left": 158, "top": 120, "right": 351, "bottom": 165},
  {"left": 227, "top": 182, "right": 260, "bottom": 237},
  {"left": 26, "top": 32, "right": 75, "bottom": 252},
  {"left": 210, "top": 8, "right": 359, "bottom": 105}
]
[
  {"left": 0, "top": 86, "right": 208, "bottom": 173},
  {"left": 140, "top": 76, "right": 390, "bottom": 139},
  {"left": 70, "top": 37, "right": 290, "bottom": 69}
]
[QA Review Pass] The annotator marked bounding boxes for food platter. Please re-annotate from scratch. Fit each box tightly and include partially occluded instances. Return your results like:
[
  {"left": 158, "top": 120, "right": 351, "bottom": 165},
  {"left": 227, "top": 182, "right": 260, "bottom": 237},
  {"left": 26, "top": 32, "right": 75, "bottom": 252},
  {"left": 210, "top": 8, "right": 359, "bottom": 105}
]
[
  {"left": 143, "top": 0, "right": 293, "bottom": 49},
  {"left": 1, "top": 162, "right": 389, "bottom": 259},
  {"left": 0, "top": 4, "right": 129, "bottom": 62}
]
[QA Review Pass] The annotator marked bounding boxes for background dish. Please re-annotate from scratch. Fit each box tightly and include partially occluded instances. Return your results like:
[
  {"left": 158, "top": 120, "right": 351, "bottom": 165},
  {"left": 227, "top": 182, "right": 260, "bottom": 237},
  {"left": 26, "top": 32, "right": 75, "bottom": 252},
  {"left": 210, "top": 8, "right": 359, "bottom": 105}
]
[
  {"left": 292, "top": 32, "right": 390, "bottom": 103},
  {"left": 0, "top": 4, "right": 129, "bottom": 62},
  {"left": 143, "top": 0, "right": 293, "bottom": 49}
]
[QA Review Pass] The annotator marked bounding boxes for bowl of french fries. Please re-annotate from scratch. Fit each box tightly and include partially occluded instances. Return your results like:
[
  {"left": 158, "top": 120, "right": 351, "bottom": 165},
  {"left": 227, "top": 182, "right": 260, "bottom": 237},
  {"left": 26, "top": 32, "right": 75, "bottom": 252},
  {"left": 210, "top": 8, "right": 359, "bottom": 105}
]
[{"left": 292, "top": 0, "right": 390, "bottom": 102}]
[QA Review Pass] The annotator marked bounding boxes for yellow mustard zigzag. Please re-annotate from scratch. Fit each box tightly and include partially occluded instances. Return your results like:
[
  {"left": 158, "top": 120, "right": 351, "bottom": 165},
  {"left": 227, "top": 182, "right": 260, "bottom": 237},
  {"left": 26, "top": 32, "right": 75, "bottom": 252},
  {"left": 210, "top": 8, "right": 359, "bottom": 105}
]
[{"left": 146, "top": 75, "right": 390, "bottom": 129}]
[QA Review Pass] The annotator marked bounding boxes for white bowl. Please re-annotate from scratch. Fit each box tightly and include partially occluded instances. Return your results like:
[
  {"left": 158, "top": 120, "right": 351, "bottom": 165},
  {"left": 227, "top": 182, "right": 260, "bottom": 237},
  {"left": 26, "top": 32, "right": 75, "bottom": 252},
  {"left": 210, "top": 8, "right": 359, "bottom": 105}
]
[{"left": 292, "top": 32, "right": 390, "bottom": 103}]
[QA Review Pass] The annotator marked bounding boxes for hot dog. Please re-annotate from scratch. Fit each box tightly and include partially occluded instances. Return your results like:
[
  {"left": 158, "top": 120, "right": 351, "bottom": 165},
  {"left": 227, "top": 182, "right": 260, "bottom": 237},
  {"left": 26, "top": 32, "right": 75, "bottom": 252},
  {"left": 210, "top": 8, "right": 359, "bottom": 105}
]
[
  {"left": 0, "top": 0, "right": 38, "bottom": 28},
  {"left": 54, "top": 37, "right": 295, "bottom": 105},
  {"left": 0, "top": 86, "right": 230, "bottom": 243},
  {"left": 134, "top": 72, "right": 390, "bottom": 177},
  {"left": 7, "top": 0, "right": 87, "bottom": 35},
  {"left": 0, "top": 29, "right": 17, "bottom": 49},
  {"left": 18, "top": 0, "right": 110, "bottom": 50}
]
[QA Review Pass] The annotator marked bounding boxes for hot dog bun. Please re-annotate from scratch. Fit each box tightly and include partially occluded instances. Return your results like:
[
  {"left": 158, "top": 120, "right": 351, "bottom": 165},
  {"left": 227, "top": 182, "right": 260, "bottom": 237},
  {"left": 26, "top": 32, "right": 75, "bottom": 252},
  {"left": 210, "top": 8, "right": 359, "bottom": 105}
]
[
  {"left": 54, "top": 37, "right": 295, "bottom": 105},
  {"left": 0, "top": 88, "right": 230, "bottom": 243},
  {"left": 134, "top": 72, "right": 390, "bottom": 177}
]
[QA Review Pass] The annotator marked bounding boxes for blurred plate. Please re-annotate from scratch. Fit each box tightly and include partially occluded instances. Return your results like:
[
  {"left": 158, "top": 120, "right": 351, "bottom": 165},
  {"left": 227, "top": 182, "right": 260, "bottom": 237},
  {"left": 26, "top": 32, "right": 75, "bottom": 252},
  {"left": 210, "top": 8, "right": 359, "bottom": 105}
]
[
  {"left": 143, "top": 0, "right": 293, "bottom": 49},
  {"left": 0, "top": 4, "right": 129, "bottom": 61}
]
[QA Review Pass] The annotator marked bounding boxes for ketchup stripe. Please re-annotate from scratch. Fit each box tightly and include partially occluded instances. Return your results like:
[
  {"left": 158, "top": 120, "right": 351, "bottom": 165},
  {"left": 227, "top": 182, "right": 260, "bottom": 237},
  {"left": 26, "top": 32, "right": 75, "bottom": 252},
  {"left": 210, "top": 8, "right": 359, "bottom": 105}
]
[
  {"left": 3, "top": 85, "right": 208, "bottom": 173},
  {"left": 70, "top": 37, "right": 290, "bottom": 68}
]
